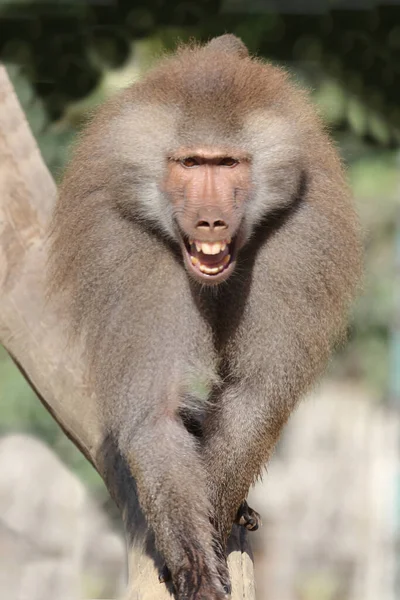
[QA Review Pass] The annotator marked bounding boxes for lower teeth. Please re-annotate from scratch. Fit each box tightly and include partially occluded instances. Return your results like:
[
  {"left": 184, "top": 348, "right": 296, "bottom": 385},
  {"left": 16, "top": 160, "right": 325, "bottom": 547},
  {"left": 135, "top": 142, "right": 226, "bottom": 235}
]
[{"left": 199, "top": 264, "right": 224, "bottom": 274}]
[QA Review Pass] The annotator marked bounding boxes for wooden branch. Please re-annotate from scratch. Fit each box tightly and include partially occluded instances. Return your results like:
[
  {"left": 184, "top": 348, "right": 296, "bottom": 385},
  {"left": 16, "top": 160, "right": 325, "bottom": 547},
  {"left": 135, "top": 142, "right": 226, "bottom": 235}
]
[{"left": 0, "top": 64, "right": 255, "bottom": 600}]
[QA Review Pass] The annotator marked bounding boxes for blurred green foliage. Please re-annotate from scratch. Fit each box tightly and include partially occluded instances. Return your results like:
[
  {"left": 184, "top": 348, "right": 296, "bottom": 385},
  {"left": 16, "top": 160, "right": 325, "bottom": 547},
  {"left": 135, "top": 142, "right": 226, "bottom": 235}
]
[
  {"left": 0, "top": 0, "right": 398, "bottom": 487},
  {"left": 0, "top": 347, "right": 104, "bottom": 492}
]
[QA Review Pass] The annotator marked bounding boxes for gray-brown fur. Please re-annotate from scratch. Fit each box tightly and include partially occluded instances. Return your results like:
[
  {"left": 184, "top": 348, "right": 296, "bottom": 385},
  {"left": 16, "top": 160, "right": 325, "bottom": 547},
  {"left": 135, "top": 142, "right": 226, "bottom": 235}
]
[{"left": 48, "top": 34, "right": 362, "bottom": 599}]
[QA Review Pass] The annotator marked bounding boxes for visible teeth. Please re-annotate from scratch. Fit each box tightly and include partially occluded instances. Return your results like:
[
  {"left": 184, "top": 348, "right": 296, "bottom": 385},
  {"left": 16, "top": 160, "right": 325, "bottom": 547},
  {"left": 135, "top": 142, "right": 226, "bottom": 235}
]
[
  {"left": 199, "top": 264, "right": 225, "bottom": 274},
  {"left": 222, "top": 254, "right": 231, "bottom": 266},
  {"left": 191, "top": 256, "right": 200, "bottom": 266},
  {"left": 194, "top": 241, "right": 229, "bottom": 255},
  {"left": 204, "top": 243, "right": 219, "bottom": 255}
]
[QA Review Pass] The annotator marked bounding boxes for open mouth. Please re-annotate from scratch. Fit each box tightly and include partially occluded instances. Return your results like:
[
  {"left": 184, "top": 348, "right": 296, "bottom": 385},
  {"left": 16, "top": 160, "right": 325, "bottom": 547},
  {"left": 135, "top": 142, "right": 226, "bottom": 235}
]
[{"left": 182, "top": 236, "right": 237, "bottom": 284}]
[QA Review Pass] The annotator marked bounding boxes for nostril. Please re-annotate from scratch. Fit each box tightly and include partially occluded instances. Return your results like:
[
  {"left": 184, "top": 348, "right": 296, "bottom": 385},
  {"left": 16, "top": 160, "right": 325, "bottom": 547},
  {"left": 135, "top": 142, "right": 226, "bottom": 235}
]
[
  {"left": 195, "top": 214, "right": 229, "bottom": 231},
  {"left": 196, "top": 220, "right": 211, "bottom": 230},
  {"left": 214, "top": 220, "right": 228, "bottom": 230}
]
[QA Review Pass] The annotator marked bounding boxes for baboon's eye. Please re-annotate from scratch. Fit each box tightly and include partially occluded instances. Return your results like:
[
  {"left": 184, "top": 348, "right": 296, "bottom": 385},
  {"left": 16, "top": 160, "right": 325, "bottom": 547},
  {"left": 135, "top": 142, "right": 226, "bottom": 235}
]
[
  {"left": 181, "top": 157, "right": 200, "bottom": 168},
  {"left": 219, "top": 157, "right": 238, "bottom": 167}
]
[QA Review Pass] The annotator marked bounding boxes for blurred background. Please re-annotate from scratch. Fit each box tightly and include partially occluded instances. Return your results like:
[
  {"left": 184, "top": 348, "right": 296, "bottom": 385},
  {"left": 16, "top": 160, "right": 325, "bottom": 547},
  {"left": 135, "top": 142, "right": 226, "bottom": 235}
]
[{"left": 0, "top": 0, "right": 400, "bottom": 599}]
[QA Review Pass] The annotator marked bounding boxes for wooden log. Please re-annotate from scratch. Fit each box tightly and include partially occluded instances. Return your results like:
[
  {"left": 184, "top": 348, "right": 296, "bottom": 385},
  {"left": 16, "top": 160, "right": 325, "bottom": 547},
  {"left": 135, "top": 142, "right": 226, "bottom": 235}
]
[{"left": 0, "top": 64, "right": 255, "bottom": 600}]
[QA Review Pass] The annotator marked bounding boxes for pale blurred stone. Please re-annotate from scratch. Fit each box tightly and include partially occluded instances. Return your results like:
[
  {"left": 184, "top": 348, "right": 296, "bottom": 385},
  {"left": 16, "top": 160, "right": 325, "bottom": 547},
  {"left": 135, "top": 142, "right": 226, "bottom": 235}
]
[{"left": 0, "top": 434, "right": 126, "bottom": 600}]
